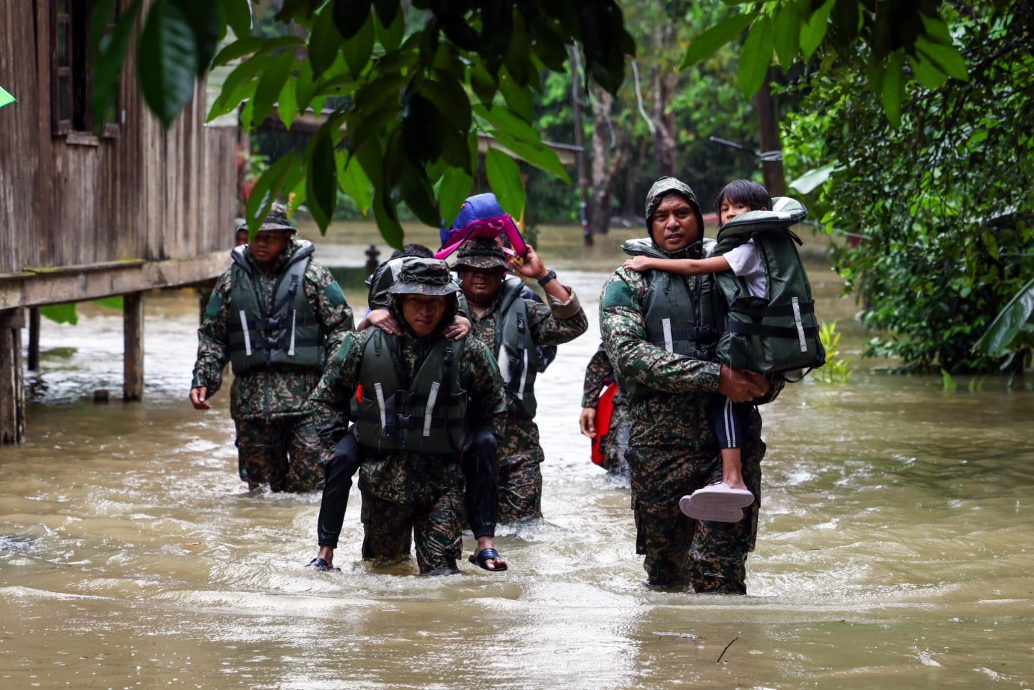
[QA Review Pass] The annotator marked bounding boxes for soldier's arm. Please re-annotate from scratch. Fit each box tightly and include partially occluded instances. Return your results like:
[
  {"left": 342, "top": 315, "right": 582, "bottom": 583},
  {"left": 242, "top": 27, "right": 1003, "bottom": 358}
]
[
  {"left": 526, "top": 285, "right": 589, "bottom": 347},
  {"left": 191, "top": 272, "right": 233, "bottom": 397},
  {"left": 599, "top": 270, "right": 721, "bottom": 395},
  {"left": 463, "top": 339, "right": 507, "bottom": 438},
  {"left": 307, "top": 264, "right": 354, "bottom": 360},
  {"left": 306, "top": 331, "right": 363, "bottom": 458},
  {"left": 581, "top": 343, "right": 613, "bottom": 408}
]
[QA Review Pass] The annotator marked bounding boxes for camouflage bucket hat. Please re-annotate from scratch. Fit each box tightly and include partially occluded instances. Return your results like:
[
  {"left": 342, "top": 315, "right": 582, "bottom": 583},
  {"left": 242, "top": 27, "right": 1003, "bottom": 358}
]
[
  {"left": 257, "top": 203, "right": 296, "bottom": 233},
  {"left": 644, "top": 177, "right": 704, "bottom": 231},
  {"left": 451, "top": 237, "right": 509, "bottom": 270},
  {"left": 388, "top": 259, "right": 459, "bottom": 296}
]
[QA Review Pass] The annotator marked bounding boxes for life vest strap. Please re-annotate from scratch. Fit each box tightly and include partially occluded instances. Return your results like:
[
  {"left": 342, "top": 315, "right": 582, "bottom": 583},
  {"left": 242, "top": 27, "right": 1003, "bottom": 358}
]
[
  {"left": 730, "top": 300, "right": 815, "bottom": 319},
  {"left": 726, "top": 321, "right": 819, "bottom": 340}
]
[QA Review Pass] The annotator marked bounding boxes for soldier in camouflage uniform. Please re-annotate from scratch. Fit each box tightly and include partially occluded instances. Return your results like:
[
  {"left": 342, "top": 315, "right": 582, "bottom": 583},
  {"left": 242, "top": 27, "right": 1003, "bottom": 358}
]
[
  {"left": 190, "top": 204, "right": 353, "bottom": 492},
  {"left": 453, "top": 225, "right": 588, "bottom": 523},
  {"left": 579, "top": 343, "right": 630, "bottom": 476},
  {"left": 599, "top": 177, "right": 779, "bottom": 593},
  {"left": 306, "top": 259, "right": 506, "bottom": 575}
]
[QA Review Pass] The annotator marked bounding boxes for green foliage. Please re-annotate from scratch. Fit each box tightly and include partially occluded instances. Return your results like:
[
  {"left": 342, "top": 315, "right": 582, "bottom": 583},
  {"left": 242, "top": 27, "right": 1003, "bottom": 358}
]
[
  {"left": 973, "top": 276, "right": 1034, "bottom": 366},
  {"left": 814, "top": 321, "right": 851, "bottom": 384},
  {"left": 781, "top": 2, "right": 1034, "bottom": 374},
  {"left": 89, "top": 0, "right": 635, "bottom": 248},
  {"left": 680, "top": 0, "right": 969, "bottom": 124},
  {"left": 38, "top": 297, "right": 124, "bottom": 327}
]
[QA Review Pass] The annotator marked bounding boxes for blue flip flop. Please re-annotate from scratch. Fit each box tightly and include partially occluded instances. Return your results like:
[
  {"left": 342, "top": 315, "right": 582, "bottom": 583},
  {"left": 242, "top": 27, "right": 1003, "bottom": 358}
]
[{"left": 468, "top": 547, "right": 508, "bottom": 572}]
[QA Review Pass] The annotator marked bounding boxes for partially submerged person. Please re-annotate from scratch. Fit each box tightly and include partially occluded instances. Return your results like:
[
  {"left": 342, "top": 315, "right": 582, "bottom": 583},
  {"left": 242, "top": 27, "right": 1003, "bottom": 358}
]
[
  {"left": 451, "top": 194, "right": 588, "bottom": 522},
  {"left": 310, "top": 245, "right": 507, "bottom": 573},
  {"left": 623, "top": 180, "right": 820, "bottom": 522},
  {"left": 622, "top": 180, "right": 772, "bottom": 519},
  {"left": 579, "top": 343, "right": 630, "bottom": 477},
  {"left": 190, "top": 203, "right": 353, "bottom": 492},
  {"left": 600, "top": 176, "right": 780, "bottom": 593},
  {"left": 306, "top": 259, "right": 507, "bottom": 575}
]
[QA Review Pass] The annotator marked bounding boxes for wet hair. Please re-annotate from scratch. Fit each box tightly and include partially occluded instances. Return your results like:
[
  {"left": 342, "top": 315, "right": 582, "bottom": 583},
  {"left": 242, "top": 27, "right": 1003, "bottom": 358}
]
[
  {"left": 713, "top": 179, "right": 772, "bottom": 220},
  {"left": 389, "top": 243, "right": 434, "bottom": 260}
]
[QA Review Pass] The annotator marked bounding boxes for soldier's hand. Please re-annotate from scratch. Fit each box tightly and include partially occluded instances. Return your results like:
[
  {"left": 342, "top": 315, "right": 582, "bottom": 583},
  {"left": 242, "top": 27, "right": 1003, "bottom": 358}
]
[
  {"left": 508, "top": 245, "right": 546, "bottom": 281},
  {"left": 443, "top": 315, "right": 471, "bottom": 341},
  {"left": 717, "top": 366, "right": 768, "bottom": 403},
  {"left": 366, "top": 308, "right": 401, "bottom": 336},
  {"left": 190, "top": 386, "right": 211, "bottom": 410},
  {"left": 579, "top": 407, "right": 597, "bottom": 438}
]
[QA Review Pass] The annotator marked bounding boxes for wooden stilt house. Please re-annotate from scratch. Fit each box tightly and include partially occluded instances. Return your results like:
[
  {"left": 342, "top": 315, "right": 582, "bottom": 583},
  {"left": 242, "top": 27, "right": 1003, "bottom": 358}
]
[{"left": 0, "top": 1, "right": 238, "bottom": 443}]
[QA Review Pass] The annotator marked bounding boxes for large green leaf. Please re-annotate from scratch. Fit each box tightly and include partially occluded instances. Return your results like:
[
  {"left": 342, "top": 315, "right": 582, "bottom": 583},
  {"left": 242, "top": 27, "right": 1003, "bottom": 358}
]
[
  {"left": 882, "top": 51, "right": 904, "bottom": 126},
  {"left": 245, "top": 151, "right": 298, "bottom": 238},
  {"left": 907, "top": 53, "right": 949, "bottom": 91},
  {"left": 224, "top": 0, "right": 252, "bottom": 38},
  {"left": 0, "top": 86, "right": 14, "bottom": 109},
  {"left": 278, "top": 75, "right": 299, "bottom": 129},
  {"left": 339, "top": 153, "right": 373, "bottom": 216},
  {"left": 307, "top": 123, "right": 340, "bottom": 231},
  {"left": 333, "top": 0, "right": 370, "bottom": 40},
  {"left": 89, "top": 0, "right": 142, "bottom": 129},
  {"left": 206, "top": 53, "right": 265, "bottom": 120},
  {"left": 680, "top": 11, "right": 754, "bottom": 69},
  {"left": 212, "top": 36, "right": 303, "bottom": 67},
  {"left": 484, "top": 148, "right": 525, "bottom": 219},
  {"left": 799, "top": 0, "right": 834, "bottom": 60},
  {"left": 437, "top": 167, "right": 473, "bottom": 228},
  {"left": 174, "top": 0, "right": 222, "bottom": 75},
  {"left": 488, "top": 129, "right": 570, "bottom": 182},
  {"left": 342, "top": 11, "right": 375, "bottom": 79},
  {"left": 915, "top": 36, "right": 968, "bottom": 81},
  {"left": 309, "top": 4, "right": 343, "bottom": 77},
  {"left": 251, "top": 50, "right": 294, "bottom": 130},
  {"left": 973, "top": 278, "right": 1034, "bottom": 358},
  {"left": 789, "top": 162, "right": 840, "bottom": 194},
  {"left": 138, "top": 0, "right": 198, "bottom": 128},
  {"left": 773, "top": 3, "right": 801, "bottom": 72},
  {"left": 738, "top": 15, "right": 773, "bottom": 96}
]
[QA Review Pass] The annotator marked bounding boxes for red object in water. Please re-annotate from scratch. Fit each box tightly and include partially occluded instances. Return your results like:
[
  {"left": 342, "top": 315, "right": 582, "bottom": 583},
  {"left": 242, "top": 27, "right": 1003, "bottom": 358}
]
[{"left": 590, "top": 382, "right": 618, "bottom": 467}]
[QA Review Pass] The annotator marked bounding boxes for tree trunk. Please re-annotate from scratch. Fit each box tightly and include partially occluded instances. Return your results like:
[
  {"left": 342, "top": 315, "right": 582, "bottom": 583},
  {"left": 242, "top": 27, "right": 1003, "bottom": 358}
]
[
  {"left": 587, "top": 87, "right": 632, "bottom": 235},
  {"left": 650, "top": 67, "right": 679, "bottom": 177}
]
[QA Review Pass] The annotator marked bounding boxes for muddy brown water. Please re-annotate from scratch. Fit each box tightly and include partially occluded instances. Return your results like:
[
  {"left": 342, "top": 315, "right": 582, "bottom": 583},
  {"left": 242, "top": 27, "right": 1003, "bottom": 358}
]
[{"left": 1, "top": 223, "right": 1032, "bottom": 688}]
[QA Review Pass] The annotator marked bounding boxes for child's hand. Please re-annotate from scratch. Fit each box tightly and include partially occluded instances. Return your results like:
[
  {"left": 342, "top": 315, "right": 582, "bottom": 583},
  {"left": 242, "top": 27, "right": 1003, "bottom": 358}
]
[
  {"left": 442, "top": 315, "right": 471, "bottom": 341},
  {"left": 623, "top": 256, "right": 652, "bottom": 272}
]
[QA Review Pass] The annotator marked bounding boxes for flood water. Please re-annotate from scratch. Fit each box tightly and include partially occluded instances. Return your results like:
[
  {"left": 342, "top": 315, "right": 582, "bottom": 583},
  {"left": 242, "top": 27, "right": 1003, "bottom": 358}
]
[{"left": 2, "top": 223, "right": 1032, "bottom": 689}]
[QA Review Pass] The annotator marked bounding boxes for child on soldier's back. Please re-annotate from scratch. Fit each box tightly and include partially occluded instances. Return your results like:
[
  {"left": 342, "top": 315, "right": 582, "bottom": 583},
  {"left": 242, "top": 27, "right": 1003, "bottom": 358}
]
[{"left": 623, "top": 179, "right": 772, "bottom": 522}]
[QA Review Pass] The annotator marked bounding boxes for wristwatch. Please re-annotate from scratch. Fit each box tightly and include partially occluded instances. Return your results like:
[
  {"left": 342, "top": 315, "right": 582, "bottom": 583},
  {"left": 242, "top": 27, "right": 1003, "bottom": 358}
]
[{"left": 537, "top": 269, "right": 557, "bottom": 287}]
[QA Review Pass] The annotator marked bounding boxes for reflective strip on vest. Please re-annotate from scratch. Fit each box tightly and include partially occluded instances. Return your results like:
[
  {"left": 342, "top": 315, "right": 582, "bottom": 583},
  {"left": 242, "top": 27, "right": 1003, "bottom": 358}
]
[
  {"left": 662, "top": 318, "right": 673, "bottom": 353},
  {"left": 239, "top": 311, "right": 252, "bottom": 356},
  {"left": 374, "top": 382, "right": 387, "bottom": 430},
  {"left": 424, "top": 382, "right": 440, "bottom": 437},
  {"left": 792, "top": 297, "right": 807, "bottom": 352},
  {"left": 517, "top": 349, "right": 528, "bottom": 400},
  {"left": 288, "top": 310, "right": 297, "bottom": 356}
]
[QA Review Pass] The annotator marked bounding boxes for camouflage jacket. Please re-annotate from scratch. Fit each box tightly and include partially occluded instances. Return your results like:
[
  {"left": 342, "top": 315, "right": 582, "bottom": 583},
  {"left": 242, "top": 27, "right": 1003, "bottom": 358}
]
[
  {"left": 192, "top": 240, "right": 354, "bottom": 421},
  {"left": 467, "top": 280, "right": 588, "bottom": 362},
  {"left": 599, "top": 260, "right": 782, "bottom": 449},
  {"left": 582, "top": 343, "right": 615, "bottom": 408},
  {"left": 307, "top": 327, "right": 506, "bottom": 503}
]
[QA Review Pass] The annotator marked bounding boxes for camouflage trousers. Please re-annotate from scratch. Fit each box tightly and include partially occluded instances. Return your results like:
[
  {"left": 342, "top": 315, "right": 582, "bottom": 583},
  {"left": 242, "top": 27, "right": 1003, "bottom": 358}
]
[
  {"left": 604, "top": 399, "right": 631, "bottom": 477},
  {"left": 627, "top": 409, "right": 765, "bottom": 593},
  {"left": 359, "top": 480, "right": 465, "bottom": 575},
  {"left": 234, "top": 415, "right": 323, "bottom": 492},
  {"left": 497, "top": 415, "right": 544, "bottom": 522}
]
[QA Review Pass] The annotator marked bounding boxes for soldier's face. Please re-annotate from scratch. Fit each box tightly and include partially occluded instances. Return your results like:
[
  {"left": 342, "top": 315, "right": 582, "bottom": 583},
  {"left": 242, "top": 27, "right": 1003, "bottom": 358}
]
[
  {"left": 650, "top": 195, "right": 699, "bottom": 252},
  {"left": 250, "top": 230, "right": 291, "bottom": 267},
  {"left": 457, "top": 266, "right": 506, "bottom": 306},
  {"left": 400, "top": 295, "right": 448, "bottom": 337}
]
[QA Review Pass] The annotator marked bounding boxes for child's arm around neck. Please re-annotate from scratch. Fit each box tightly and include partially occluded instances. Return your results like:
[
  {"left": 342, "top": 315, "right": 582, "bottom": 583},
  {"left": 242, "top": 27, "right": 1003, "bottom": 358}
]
[{"left": 623, "top": 254, "right": 731, "bottom": 275}]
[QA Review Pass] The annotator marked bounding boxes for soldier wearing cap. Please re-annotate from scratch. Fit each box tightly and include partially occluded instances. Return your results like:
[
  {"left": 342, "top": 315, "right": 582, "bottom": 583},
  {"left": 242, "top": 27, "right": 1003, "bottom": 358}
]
[
  {"left": 306, "top": 259, "right": 506, "bottom": 574},
  {"left": 452, "top": 219, "right": 588, "bottom": 523},
  {"left": 599, "top": 177, "right": 780, "bottom": 593},
  {"left": 190, "top": 203, "right": 353, "bottom": 492}
]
